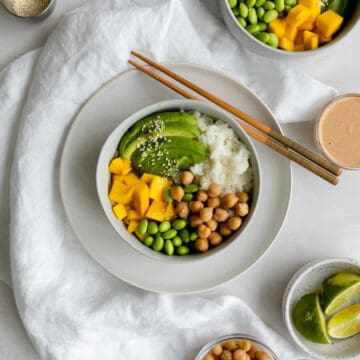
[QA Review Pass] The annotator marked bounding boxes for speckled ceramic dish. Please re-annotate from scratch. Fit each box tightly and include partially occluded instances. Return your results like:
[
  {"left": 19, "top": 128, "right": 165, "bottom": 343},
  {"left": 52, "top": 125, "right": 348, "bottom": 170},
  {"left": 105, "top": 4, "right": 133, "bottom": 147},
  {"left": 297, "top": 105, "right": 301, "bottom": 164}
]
[{"left": 283, "top": 257, "right": 360, "bottom": 360}]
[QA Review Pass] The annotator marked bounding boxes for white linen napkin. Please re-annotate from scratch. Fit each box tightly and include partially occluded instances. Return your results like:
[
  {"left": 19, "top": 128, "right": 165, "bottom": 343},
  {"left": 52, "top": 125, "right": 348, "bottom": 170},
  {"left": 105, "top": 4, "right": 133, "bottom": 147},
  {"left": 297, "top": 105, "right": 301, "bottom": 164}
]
[{"left": 1, "top": 0, "right": 338, "bottom": 358}]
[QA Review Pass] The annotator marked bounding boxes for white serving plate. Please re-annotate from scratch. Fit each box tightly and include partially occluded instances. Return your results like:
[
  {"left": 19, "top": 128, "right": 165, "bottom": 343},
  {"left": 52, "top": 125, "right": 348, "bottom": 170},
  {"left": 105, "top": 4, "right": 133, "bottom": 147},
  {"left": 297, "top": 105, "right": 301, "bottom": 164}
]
[{"left": 59, "top": 62, "right": 292, "bottom": 294}]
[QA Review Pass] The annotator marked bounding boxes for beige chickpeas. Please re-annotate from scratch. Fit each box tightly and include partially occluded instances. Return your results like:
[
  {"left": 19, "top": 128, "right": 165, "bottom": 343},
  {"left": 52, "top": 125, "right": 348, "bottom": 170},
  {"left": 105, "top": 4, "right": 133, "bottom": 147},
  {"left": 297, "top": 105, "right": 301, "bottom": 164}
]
[
  {"left": 235, "top": 203, "right": 249, "bottom": 217},
  {"left": 195, "top": 238, "right": 209, "bottom": 252},
  {"left": 190, "top": 215, "right": 203, "bottom": 227},
  {"left": 211, "top": 344, "right": 223, "bottom": 356},
  {"left": 222, "top": 193, "right": 239, "bottom": 208},
  {"left": 227, "top": 216, "right": 242, "bottom": 231},
  {"left": 199, "top": 207, "right": 213, "bottom": 222},
  {"left": 206, "top": 219, "right": 218, "bottom": 231},
  {"left": 220, "top": 350, "right": 233, "bottom": 360},
  {"left": 220, "top": 223, "right": 232, "bottom": 236},
  {"left": 233, "top": 349, "right": 249, "bottom": 360},
  {"left": 236, "top": 191, "right": 249, "bottom": 203},
  {"left": 197, "top": 190, "right": 208, "bottom": 202},
  {"left": 207, "top": 196, "right": 221, "bottom": 209},
  {"left": 180, "top": 170, "right": 194, "bottom": 185},
  {"left": 208, "top": 232, "right": 222, "bottom": 246},
  {"left": 189, "top": 201, "right": 204, "bottom": 213},
  {"left": 175, "top": 202, "right": 189, "bottom": 219},
  {"left": 203, "top": 354, "right": 215, "bottom": 360},
  {"left": 255, "top": 351, "right": 271, "bottom": 360},
  {"left": 208, "top": 183, "right": 222, "bottom": 197},
  {"left": 213, "top": 208, "right": 229, "bottom": 222},
  {"left": 237, "top": 340, "right": 252, "bottom": 352},
  {"left": 170, "top": 186, "right": 184, "bottom": 201},
  {"left": 197, "top": 224, "right": 211, "bottom": 239},
  {"left": 223, "top": 340, "right": 238, "bottom": 351}
]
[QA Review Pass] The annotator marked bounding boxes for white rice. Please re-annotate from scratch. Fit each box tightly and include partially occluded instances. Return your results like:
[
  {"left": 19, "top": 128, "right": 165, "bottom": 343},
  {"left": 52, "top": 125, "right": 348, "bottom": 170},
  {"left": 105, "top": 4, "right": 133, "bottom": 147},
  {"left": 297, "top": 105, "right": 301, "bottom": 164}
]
[{"left": 190, "top": 111, "right": 253, "bottom": 193}]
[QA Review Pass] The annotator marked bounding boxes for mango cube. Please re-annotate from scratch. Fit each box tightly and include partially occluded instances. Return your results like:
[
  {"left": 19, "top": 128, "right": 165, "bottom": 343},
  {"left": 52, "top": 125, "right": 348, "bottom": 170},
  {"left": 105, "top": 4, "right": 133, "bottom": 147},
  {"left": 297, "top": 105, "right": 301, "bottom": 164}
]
[
  {"left": 132, "top": 180, "right": 150, "bottom": 216},
  {"left": 149, "top": 176, "right": 170, "bottom": 201},
  {"left": 298, "top": 0, "right": 319, "bottom": 7},
  {"left": 316, "top": 10, "right": 343, "bottom": 38},
  {"left": 127, "top": 220, "right": 139, "bottom": 233},
  {"left": 279, "top": 37, "right": 294, "bottom": 51},
  {"left": 109, "top": 158, "right": 124, "bottom": 174},
  {"left": 268, "top": 19, "right": 285, "bottom": 38},
  {"left": 145, "top": 199, "right": 168, "bottom": 222},
  {"left": 127, "top": 209, "right": 141, "bottom": 221},
  {"left": 112, "top": 203, "right": 127, "bottom": 220},
  {"left": 108, "top": 180, "right": 134, "bottom": 204},
  {"left": 299, "top": 21, "right": 314, "bottom": 31},
  {"left": 122, "top": 173, "right": 140, "bottom": 187},
  {"left": 163, "top": 203, "right": 176, "bottom": 221},
  {"left": 303, "top": 30, "right": 319, "bottom": 50},
  {"left": 294, "top": 44, "right": 305, "bottom": 51},
  {"left": 286, "top": 4, "right": 313, "bottom": 28},
  {"left": 285, "top": 24, "right": 298, "bottom": 41},
  {"left": 140, "top": 173, "right": 155, "bottom": 185},
  {"left": 121, "top": 159, "right": 132, "bottom": 175}
]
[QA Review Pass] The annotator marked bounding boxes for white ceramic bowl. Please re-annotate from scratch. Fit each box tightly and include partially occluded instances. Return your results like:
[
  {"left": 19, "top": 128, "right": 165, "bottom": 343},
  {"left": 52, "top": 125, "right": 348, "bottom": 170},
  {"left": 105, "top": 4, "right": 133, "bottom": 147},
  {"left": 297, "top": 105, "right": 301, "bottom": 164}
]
[
  {"left": 96, "top": 99, "right": 261, "bottom": 263},
  {"left": 219, "top": 0, "right": 360, "bottom": 59},
  {"left": 283, "top": 257, "right": 360, "bottom": 360}
]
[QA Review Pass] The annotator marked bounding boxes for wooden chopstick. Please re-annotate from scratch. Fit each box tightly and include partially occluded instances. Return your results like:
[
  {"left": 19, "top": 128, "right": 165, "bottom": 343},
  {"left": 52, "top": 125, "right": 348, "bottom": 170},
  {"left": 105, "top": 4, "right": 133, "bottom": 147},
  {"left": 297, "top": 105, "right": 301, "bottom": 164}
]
[
  {"left": 130, "top": 50, "right": 341, "bottom": 178},
  {"left": 128, "top": 59, "right": 338, "bottom": 185}
]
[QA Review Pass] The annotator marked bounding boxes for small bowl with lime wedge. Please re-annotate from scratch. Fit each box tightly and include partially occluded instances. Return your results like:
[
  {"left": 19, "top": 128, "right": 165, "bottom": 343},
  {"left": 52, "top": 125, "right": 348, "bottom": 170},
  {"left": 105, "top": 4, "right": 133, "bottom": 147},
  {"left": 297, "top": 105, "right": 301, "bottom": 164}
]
[{"left": 283, "top": 257, "right": 360, "bottom": 360}]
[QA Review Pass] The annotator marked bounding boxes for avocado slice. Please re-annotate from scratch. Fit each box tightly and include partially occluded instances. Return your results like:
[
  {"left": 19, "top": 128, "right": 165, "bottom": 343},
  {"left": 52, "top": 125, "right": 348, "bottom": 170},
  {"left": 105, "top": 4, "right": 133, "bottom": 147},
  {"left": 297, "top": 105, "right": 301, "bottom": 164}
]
[
  {"left": 131, "top": 136, "right": 207, "bottom": 176},
  {"left": 120, "top": 121, "right": 201, "bottom": 159},
  {"left": 118, "top": 112, "right": 198, "bottom": 156}
]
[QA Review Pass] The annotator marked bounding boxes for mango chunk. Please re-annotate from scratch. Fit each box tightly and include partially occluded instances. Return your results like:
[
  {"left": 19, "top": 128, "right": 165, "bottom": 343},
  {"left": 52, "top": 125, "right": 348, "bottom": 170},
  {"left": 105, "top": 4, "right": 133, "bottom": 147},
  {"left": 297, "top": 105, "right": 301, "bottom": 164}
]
[
  {"left": 279, "top": 37, "right": 294, "bottom": 51},
  {"left": 109, "top": 158, "right": 124, "bottom": 174},
  {"left": 298, "top": 0, "right": 318, "bottom": 7},
  {"left": 286, "top": 4, "right": 313, "bottom": 28},
  {"left": 127, "top": 220, "right": 139, "bottom": 233},
  {"left": 122, "top": 173, "right": 140, "bottom": 187},
  {"left": 268, "top": 19, "right": 285, "bottom": 38},
  {"left": 145, "top": 199, "right": 168, "bottom": 222},
  {"left": 149, "top": 176, "right": 170, "bottom": 201},
  {"left": 127, "top": 209, "right": 141, "bottom": 221},
  {"left": 298, "top": 21, "right": 314, "bottom": 31},
  {"left": 132, "top": 180, "right": 150, "bottom": 216},
  {"left": 121, "top": 159, "right": 132, "bottom": 175},
  {"left": 112, "top": 203, "right": 127, "bottom": 220},
  {"left": 316, "top": 10, "right": 343, "bottom": 38},
  {"left": 140, "top": 173, "right": 155, "bottom": 185},
  {"left": 315, "top": 28, "right": 332, "bottom": 44},
  {"left": 163, "top": 202, "right": 176, "bottom": 221},
  {"left": 108, "top": 180, "right": 134, "bottom": 204},
  {"left": 303, "top": 30, "right": 319, "bottom": 50},
  {"left": 285, "top": 24, "right": 298, "bottom": 41},
  {"left": 294, "top": 44, "right": 305, "bottom": 51},
  {"left": 134, "top": 229, "right": 146, "bottom": 241}
]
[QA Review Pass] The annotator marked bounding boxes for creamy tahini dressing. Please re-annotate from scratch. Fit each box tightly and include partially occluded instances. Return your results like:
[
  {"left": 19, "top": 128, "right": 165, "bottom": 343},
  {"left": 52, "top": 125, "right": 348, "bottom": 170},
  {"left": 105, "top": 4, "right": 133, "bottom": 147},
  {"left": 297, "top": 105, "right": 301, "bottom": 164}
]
[{"left": 318, "top": 95, "right": 360, "bottom": 169}]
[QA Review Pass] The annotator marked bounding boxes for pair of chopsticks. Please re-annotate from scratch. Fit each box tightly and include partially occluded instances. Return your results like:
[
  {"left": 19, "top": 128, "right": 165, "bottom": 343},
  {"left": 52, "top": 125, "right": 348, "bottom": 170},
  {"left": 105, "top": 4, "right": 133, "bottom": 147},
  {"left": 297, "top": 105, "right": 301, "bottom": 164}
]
[{"left": 128, "top": 51, "right": 341, "bottom": 185}]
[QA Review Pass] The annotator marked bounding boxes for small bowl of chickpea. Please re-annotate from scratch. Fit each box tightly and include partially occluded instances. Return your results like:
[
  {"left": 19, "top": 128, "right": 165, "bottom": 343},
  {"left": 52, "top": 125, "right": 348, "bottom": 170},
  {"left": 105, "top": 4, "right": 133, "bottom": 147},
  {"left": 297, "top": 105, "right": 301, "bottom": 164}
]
[{"left": 195, "top": 334, "right": 278, "bottom": 360}]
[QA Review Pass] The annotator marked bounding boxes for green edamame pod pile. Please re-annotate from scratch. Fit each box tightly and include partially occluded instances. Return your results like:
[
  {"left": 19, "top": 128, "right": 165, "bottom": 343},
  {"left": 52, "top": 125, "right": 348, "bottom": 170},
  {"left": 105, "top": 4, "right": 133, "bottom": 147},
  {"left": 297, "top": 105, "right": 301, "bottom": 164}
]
[{"left": 227, "top": 0, "right": 298, "bottom": 49}]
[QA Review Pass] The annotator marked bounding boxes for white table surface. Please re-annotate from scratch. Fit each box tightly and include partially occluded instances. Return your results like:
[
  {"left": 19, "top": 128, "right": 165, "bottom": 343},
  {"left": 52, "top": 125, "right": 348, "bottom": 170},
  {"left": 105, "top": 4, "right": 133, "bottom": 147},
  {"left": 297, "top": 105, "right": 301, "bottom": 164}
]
[{"left": 1, "top": 1, "right": 359, "bottom": 359}]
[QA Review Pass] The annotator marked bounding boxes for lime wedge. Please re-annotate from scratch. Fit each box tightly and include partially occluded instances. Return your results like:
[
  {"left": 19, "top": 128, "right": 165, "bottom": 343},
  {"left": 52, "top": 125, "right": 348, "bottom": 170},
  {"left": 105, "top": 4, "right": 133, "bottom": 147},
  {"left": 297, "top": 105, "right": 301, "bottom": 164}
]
[
  {"left": 293, "top": 292, "right": 331, "bottom": 344},
  {"left": 327, "top": 304, "right": 360, "bottom": 339},
  {"left": 322, "top": 272, "right": 360, "bottom": 315}
]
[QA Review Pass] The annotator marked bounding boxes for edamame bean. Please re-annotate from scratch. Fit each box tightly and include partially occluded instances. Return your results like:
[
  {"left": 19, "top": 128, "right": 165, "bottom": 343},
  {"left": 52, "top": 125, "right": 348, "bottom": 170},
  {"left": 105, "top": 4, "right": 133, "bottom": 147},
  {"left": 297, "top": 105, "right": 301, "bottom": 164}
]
[
  {"left": 177, "top": 246, "right": 190, "bottom": 256},
  {"left": 266, "top": 32, "right": 279, "bottom": 47},
  {"left": 163, "top": 187, "right": 173, "bottom": 203},
  {"left": 284, "top": 4, "right": 291, "bottom": 11},
  {"left": 164, "top": 240, "right": 174, "bottom": 256},
  {"left": 190, "top": 232, "right": 198, "bottom": 242},
  {"left": 183, "top": 193, "right": 194, "bottom": 202},
  {"left": 264, "top": 9, "right": 278, "bottom": 23},
  {"left": 228, "top": 0, "right": 238, "bottom": 8},
  {"left": 274, "top": 0, "right": 285, "bottom": 11},
  {"left": 246, "top": 0, "right": 256, "bottom": 8},
  {"left": 163, "top": 229, "right": 177, "bottom": 240},
  {"left": 284, "top": 0, "right": 296, "bottom": 5},
  {"left": 137, "top": 219, "right": 148, "bottom": 235},
  {"left": 239, "top": 3, "right": 248, "bottom": 18},
  {"left": 184, "top": 184, "right": 199, "bottom": 193},
  {"left": 159, "top": 221, "right": 171, "bottom": 233},
  {"left": 180, "top": 229, "right": 190, "bottom": 243},
  {"left": 172, "top": 236, "right": 182, "bottom": 247},
  {"left": 237, "top": 16, "right": 247, "bottom": 27},
  {"left": 172, "top": 219, "right": 187, "bottom": 230},
  {"left": 246, "top": 24, "right": 261, "bottom": 34},
  {"left": 254, "top": 31, "right": 270, "bottom": 43},
  {"left": 258, "top": 22, "right": 267, "bottom": 31},
  {"left": 144, "top": 236, "right": 154, "bottom": 247},
  {"left": 248, "top": 8, "right": 258, "bottom": 24},
  {"left": 257, "top": 7, "right": 265, "bottom": 21},
  {"left": 147, "top": 221, "right": 158, "bottom": 235},
  {"left": 263, "top": 1, "right": 275, "bottom": 9},
  {"left": 233, "top": 8, "right": 240, "bottom": 15},
  {"left": 255, "top": 0, "right": 266, "bottom": 6},
  {"left": 152, "top": 236, "right": 164, "bottom": 252}
]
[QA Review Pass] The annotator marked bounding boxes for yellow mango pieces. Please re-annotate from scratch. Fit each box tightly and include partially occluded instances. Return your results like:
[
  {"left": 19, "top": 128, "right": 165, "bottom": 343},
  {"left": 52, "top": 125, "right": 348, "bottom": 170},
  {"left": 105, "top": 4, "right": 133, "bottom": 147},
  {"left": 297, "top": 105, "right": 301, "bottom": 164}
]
[
  {"left": 112, "top": 203, "right": 127, "bottom": 220},
  {"left": 109, "top": 157, "right": 131, "bottom": 175},
  {"left": 149, "top": 176, "right": 170, "bottom": 201},
  {"left": 108, "top": 179, "right": 134, "bottom": 204},
  {"left": 268, "top": 19, "right": 285, "bottom": 38},
  {"left": 298, "top": 0, "right": 318, "bottom": 7},
  {"left": 145, "top": 199, "right": 168, "bottom": 222},
  {"left": 140, "top": 173, "right": 155, "bottom": 185},
  {"left": 303, "top": 30, "right": 319, "bottom": 50},
  {"left": 127, "top": 210, "right": 141, "bottom": 221},
  {"left": 279, "top": 37, "right": 294, "bottom": 51},
  {"left": 163, "top": 203, "right": 176, "bottom": 221},
  {"left": 316, "top": 10, "right": 343, "bottom": 38},
  {"left": 122, "top": 173, "right": 140, "bottom": 187},
  {"left": 287, "top": 5, "right": 313, "bottom": 28},
  {"left": 133, "top": 181, "right": 150, "bottom": 217},
  {"left": 127, "top": 220, "right": 138, "bottom": 233}
]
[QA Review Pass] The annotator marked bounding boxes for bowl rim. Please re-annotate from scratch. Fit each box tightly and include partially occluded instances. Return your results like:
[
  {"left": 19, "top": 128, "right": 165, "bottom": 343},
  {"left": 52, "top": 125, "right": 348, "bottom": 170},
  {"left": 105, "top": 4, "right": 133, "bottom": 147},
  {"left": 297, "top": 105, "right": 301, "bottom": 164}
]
[
  {"left": 95, "top": 98, "right": 262, "bottom": 264},
  {"left": 222, "top": 0, "right": 360, "bottom": 57},
  {"left": 282, "top": 257, "right": 360, "bottom": 360}
]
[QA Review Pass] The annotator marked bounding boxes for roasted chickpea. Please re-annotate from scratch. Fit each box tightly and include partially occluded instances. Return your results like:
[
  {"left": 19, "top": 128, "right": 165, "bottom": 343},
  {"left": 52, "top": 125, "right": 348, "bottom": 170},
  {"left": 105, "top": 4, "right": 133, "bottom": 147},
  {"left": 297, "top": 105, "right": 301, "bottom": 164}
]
[
  {"left": 175, "top": 202, "right": 189, "bottom": 218},
  {"left": 220, "top": 350, "right": 233, "bottom": 360},
  {"left": 235, "top": 203, "right": 249, "bottom": 217},
  {"left": 199, "top": 207, "right": 213, "bottom": 222},
  {"left": 190, "top": 215, "right": 203, "bottom": 227},
  {"left": 206, "top": 218, "right": 218, "bottom": 231},
  {"left": 220, "top": 223, "right": 232, "bottom": 236},
  {"left": 197, "top": 190, "right": 208, "bottom": 202},
  {"left": 227, "top": 216, "right": 242, "bottom": 231},
  {"left": 203, "top": 354, "right": 215, "bottom": 360},
  {"left": 213, "top": 208, "right": 229, "bottom": 222},
  {"left": 237, "top": 340, "right": 252, "bottom": 352},
  {"left": 180, "top": 170, "right": 194, "bottom": 185},
  {"left": 208, "top": 183, "right": 222, "bottom": 197},
  {"left": 207, "top": 196, "right": 221, "bottom": 208},
  {"left": 233, "top": 349, "right": 248, "bottom": 360},
  {"left": 222, "top": 193, "right": 239, "bottom": 208},
  {"left": 189, "top": 200, "right": 204, "bottom": 213},
  {"left": 248, "top": 344, "right": 261, "bottom": 359},
  {"left": 236, "top": 191, "right": 249, "bottom": 203},
  {"left": 222, "top": 340, "right": 238, "bottom": 351},
  {"left": 211, "top": 344, "right": 223, "bottom": 356},
  {"left": 208, "top": 232, "right": 222, "bottom": 246},
  {"left": 170, "top": 186, "right": 184, "bottom": 201},
  {"left": 197, "top": 224, "right": 211, "bottom": 238},
  {"left": 195, "top": 238, "right": 209, "bottom": 252},
  {"left": 255, "top": 351, "right": 271, "bottom": 360}
]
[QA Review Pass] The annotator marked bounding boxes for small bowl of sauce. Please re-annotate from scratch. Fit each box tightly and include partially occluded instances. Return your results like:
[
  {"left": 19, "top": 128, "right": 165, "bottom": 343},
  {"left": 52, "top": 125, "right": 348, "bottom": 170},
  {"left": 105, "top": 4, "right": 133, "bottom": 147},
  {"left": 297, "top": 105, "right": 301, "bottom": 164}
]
[{"left": 316, "top": 94, "right": 360, "bottom": 170}]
